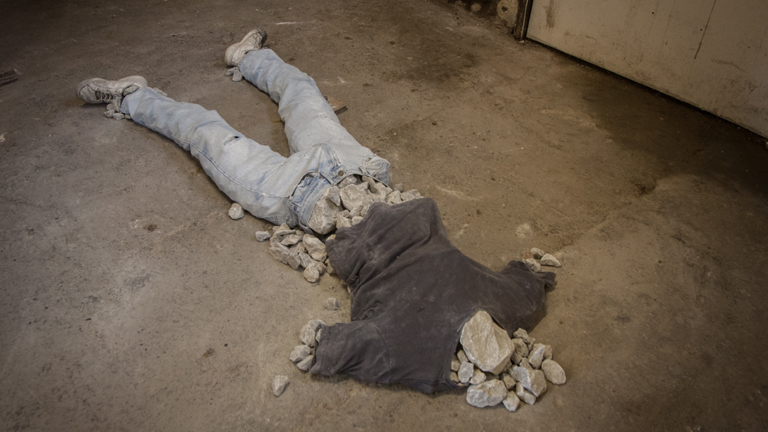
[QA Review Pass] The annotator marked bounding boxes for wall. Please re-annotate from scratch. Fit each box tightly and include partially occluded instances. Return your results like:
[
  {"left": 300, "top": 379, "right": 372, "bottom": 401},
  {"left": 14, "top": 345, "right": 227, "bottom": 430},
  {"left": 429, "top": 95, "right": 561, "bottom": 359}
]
[{"left": 527, "top": 0, "right": 768, "bottom": 138}]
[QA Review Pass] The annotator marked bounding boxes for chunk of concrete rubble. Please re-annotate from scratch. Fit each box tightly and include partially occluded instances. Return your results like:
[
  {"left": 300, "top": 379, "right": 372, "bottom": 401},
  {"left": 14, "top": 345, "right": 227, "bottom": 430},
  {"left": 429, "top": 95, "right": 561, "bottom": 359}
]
[
  {"left": 255, "top": 231, "right": 271, "bottom": 242},
  {"left": 460, "top": 310, "right": 514, "bottom": 375},
  {"left": 515, "top": 382, "right": 537, "bottom": 405},
  {"left": 228, "top": 203, "right": 245, "bottom": 220},
  {"left": 338, "top": 175, "right": 360, "bottom": 188},
  {"left": 281, "top": 232, "right": 303, "bottom": 246},
  {"left": 510, "top": 339, "right": 528, "bottom": 366},
  {"left": 289, "top": 345, "right": 311, "bottom": 363},
  {"left": 308, "top": 187, "right": 342, "bottom": 234},
  {"left": 519, "top": 358, "right": 533, "bottom": 371},
  {"left": 450, "top": 371, "right": 460, "bottom": 383},
  {"left": 299, "top": 320, "right": 325, "bottom": 347},
  {"left": 470, "top": 369, "right": 487, "bottom": 385},
  {"left": 351, "top": 216, "right": 364, "bottom": 225},
  {"left": 524, "top": 258, "right": 541, "bottom": 272},
  {"left": 458, "top": 362, "right": 474, "bottom": 384},
  {"left": 326, "top": 186, "right": 342, "bottom": 206},
  {"left": 393, "top": 183, "right": 404, "bottom": 192},
  {"left": 273, "top": 223, "right": 292, "bottom": 234},
  {"left": 385, "top": 190, "right": 402, "bottom": 205},
  {"left": 364, "top": 176, "right": 390, "bottom": 202},
  {"left": 501, "top": 373, "right": 516, "bottom": 390},
  {"left": 271, "top": 375, "right": 289, "bottom": 397},
  {"left": 269, "top": 243, "right": 292, "bottom": 265},
  {"left": 296, "top": 354, "right": 314, "bottom": 372},
  {"left": 340, "top": 183, "right": 373, "bottom": 215},
  {"left": 530, "top": 247, "right": 546, "bottom": 259},
  {"left": 541, "top": 359, "right": 566, "bottom": 384},
  {"left": 513, "top": 328, "right": 532, "bottom": 344},
  {"left": 400, "top": 189, "right": 422, "bottom": 202},
  {"left": 540, "top": 253, "right": 562, "bottom": 267},
  {"left": 324, "top": 297, "right": 339, "bottom": 310},
  {"left": 466, "top": 379, "right": 508, "bottom": 408},
  {"left": 503, "top": 393, "right": 521, "bottom": 412},
  {"left": 303, "top": 260, "right": 325, "bottom": 283},
  {"left": 303, "top": 235, "right": 327, "bottom": 262},
  {"left": 450, "top": 356, "right": 461, "bottom": 372},
  {"left": 336, "top": 212, "right": 353, "bottom": 229},
  {"left": 457, "top": 350, "right": 468, "bottom": 364},
  {"left": 290, "top": 242, "right": 307, "bottom": 256},
  {"left": 529, "top": 343, "right": 546, "bottom": 369},
  {"left": 544, "top": 344, "right": 553, "bottom": 361},
  {"left": 526, "top": 338, "right": 536, "bottom": 351},
  {"left": 512, "top": 366, "right": 547, "bottom": 397}
]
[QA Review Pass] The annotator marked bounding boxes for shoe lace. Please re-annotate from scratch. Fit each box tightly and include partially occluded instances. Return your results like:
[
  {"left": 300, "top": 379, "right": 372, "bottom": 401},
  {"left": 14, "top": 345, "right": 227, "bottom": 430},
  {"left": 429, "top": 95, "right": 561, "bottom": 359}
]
[{"left": 94, "top": 89, "right": 115, "bottom": 103}]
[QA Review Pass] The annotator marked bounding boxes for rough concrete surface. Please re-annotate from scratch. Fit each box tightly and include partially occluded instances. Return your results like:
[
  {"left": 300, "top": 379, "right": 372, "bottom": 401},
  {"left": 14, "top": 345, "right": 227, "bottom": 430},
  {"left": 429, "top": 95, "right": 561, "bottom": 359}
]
[{"left": 1, "top": 0, "right": 767, "bottom": 431}]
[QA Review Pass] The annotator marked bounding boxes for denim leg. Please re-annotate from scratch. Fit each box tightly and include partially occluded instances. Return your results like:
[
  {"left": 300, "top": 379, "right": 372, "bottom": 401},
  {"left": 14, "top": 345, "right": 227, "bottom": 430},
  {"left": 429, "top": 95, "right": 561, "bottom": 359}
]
[
  {"left": 238, "top": 49, "right": 390, "bottom": 185},
  {"left": 121, "top": 87, "right": 333, "bottom": 227}
]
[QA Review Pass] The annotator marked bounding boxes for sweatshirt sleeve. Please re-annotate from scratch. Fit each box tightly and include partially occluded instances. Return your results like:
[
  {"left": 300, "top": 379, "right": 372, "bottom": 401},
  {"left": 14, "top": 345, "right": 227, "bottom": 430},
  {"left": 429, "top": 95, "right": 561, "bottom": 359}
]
[{"left": 310, "top": 321, "right": 392, "bottom": 384}]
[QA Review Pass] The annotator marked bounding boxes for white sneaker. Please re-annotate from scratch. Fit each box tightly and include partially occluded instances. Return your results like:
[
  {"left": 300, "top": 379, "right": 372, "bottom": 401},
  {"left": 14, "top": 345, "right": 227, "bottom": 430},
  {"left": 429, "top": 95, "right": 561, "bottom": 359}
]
[
  {"left": 76, "top": 76, "right": 147, "bottom": 104},
  {"left": 225, "top": 28, "right": 267, "bottom": 66}
]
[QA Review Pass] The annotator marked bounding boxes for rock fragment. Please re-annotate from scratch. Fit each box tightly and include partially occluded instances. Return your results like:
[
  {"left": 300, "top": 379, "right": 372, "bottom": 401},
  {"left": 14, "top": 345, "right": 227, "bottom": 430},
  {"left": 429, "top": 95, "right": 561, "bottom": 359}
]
[
  {"left": 512, "top": 366, "right": 547, "bottom": 397},
  {"left": 281, "top": 232, "right": 303, "bottom": 246},
  {"left": 511, "top": 338, "right": 529, "bottom": 360},
  {"left": 458, "top": 362, "right": 474, "bottom": 384},
  {"left": 324, "top": 297, "right": 339, "bottom": 310},
  {"left": 470, "top": 369, "right": 487, "bottom": 385},
  {"left": 340, "top": 183, "right": 373, "bottom": 215},
  {"left": 502, "top": 393, "right": 521, "bottom": 412},
  {"left": 450, "top": 371, "right": 460, "bottom": 383},
  {"left": 271, "top": 375, "right": 289, "bottom": 397},
  {"left": 400, "top": 189, "right": 422, "bottom": 202},
  {"left": 524, "top": 258, "right": 541, "bottom": 272},
  {"left": 351, "top": 216, "right": 364, "bottom": 225},
  {"left": 255, "top": 231, "right": 271, "bottom": 242},
  {"left": 308, "top": 187, "right": 341, "bottom": 234},
  {"left": 513, "top": 328, "right": 532, "bottom": 344},
  {"left": 273, "top": 223, "right": 292, "bottom": 235},
  {"left": 303, "top": 261, "right": 324, "bottom": 283},
  {"left": 289, "top": 345, "right": 311, "bottom": 363},
  {"left": 385, "top": 190, "right": 402, "bottom": 205},
  {"left": 450, "top": 356, "right": 461, "bottom": 372},
  {"left": 460, "top": 310, "right": 514, "bottom": 375},
  {"left": 501, "top": 373, "right": 516, "bottom": 390},
  {"left": 515, "top": 382, "right": 537, "bottom": 405},
  {"left": 338, "top": 175, "right": 360, "bottom": 188},
  {"left": 466, "top": 379, "right": 508, "bottom": 408},
  {"left": 529, "top": 343, "right": 546, "bottom": 369},
  {"left": 336, "top": 212, "right": 353, "bottom": 229},
  {"left": 303, "top": 235, "right": 327, "bottom": 262},
  {"left": 544, "top": 344, "right": 553, "bottom": 361},
  {"left": 269, "top": 243, "right": 292, "bottom": 265},
  {"left": 299, "top": 320, "right": 325, "bottom": 347},
  {"left": 530, "top": 247, "right": 546, "bottom": 259},
  {"left": 541, "top": 359, "right": 567, "bottom": 384},
  {"left": 228, "top": 203, "right": 245, "bottom": 220},
  {"left": 296, "top": 354, "right": 314, "bottom": 372},
  {"left": 540, "top": 253, "right": 562, "bottom": 267},
  {"left": 457, "top": 349, "right": 468, "bottom": 364}
]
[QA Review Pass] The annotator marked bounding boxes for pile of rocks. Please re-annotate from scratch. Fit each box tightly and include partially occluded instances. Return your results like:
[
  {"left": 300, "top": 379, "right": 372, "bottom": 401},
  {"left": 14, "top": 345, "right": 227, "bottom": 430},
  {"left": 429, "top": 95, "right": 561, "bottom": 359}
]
[
  {"left": 252, "top": 175, "right": 422, "bottom": 284},
  {"left": 450, "top": 310, "right": 567, "bottom": 411},
  {"left": 288, "top": 319, "right": 326, "bottom": 372},
  {"left": 523, "top": 247, "right": 562, "bottom": 272}
]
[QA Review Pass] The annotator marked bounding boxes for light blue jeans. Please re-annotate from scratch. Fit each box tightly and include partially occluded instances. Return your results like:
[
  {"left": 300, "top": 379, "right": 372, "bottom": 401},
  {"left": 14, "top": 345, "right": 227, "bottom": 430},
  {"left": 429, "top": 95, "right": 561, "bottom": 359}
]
[{"left": 121, "top": 49, "right": 390, "bottom": 229}]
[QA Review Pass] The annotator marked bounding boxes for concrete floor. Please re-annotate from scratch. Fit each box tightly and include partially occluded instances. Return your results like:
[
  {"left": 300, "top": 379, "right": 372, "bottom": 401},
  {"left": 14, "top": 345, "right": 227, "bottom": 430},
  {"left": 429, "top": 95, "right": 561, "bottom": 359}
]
[{"left": 1, "top": 0, "right": 767, "bottom": 430}]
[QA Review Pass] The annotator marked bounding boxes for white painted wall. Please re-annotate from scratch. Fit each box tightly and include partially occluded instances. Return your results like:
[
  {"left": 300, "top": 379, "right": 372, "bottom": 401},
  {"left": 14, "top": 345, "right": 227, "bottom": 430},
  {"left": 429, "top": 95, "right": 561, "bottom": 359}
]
[{"left": 527, "top": 0, "right": 768, "bottom": 138}]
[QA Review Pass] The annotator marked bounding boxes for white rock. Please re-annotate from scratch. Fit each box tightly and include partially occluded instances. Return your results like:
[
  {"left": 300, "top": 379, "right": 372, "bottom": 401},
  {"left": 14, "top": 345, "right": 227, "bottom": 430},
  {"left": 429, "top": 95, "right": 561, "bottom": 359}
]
[
  {"left": 338, "top": 175, "right": 360, "bottom": 188},
  {"left": 513, "top": 328, "right": 532, "bottom": 343},
  {"left": 351, "top": 216, "right": 364, "bottom": 225},
  {"left": 460, "top": 310, "right": 514, "bottom": 375},
  {"left": 271, "top": 375, "right": 289, "bottom": 397},
  {"left": 303, "top": 263, "right": 322, "bottom": 283},
  {"left": 326, "top": 186, "right": 342, "bottom": 206},
  {"left": 501, "top": 373, "right": 516, "bottom": 390},
  {"left": 393, "top": 183, "right": 404, "bottom": 192},
  {"left": 450, "top": 371, "right": 460, "bottom": 383},
  {"left": 385, "top": 190, "right": 403, "bottom": 205},
  {"left": 273, "top": 223, "right": 292, "bottom": 234},
  {"left": 511, "top": 338, "right": 529, "bottom": 359},
  {"left": 502, "top": 393, "right": 521, "bottom": 412},
  {"left": 458, "top": 362, "right": 474, "bottom": 384},
  {"left": 512, "top": 366, "right": 547, "bottom": 397},
  {"left": 296, "top": 354, "right": 313, "bottom": 372},
  {"left": 336, "top": 213, "right": 353, "bottom": 229},
  {"left": 466, "top": 379, "right": 508, "bottom": 408},
  {"left": 526, "top": 337, "right": 536, "bottom": 351},
  {"left": 540, "top": 253, "right": 562, "bottom": 267},
  {"left": 324, "top": 297, "right": 339, "bottom": 310},
  {"left": 519, "top": 358, "right": 533, "bottom": 370},
  {"left": 450, "top": 356, "right": 461, "bottom": 372},
  {"left": 228, "top": 203, "right": 245, "bottom": 220},
  {"left": 281, "top": 232, "right": 304, "bottom": 246},
  {"left": 400, "top": 189, "right": 422, "bottom": 202},
  {"left": 364, "top": 176, "right": 390, "bottom": 202},
  {"left": 298, "top": 252, "right": 313, "bottom": 269},
  {"left": 268, "top": 243, "right": 292, "bottom": 265},
  {"left": 308, "top": 187, "right": 342, "bottom": 234},
  {"left": 303, "top": 235, "right": 327, "bottom": 262},
  {"left": 529, "top": 343, "right": 546, "bottom": 369},
  {"left": 515, "top": 382, "right": 537, "bottom": 405},
  {"left": 524, "top": 258, "right": 541, "bottom": 272},
  {"left": 470, "top": 369, "right": 487, "bottom": 385},
  {"left": 299, "top": 319, "right": 325, "bottom": 347},
  {"left": 541, "top": 359, "right": 566, "bottom": 384},
  {"left": 255, "top": 231, "right": 271, "bottom": 241},
  {"left": 340, "top": 183, "right": 373, "bottom": 215},
  {"left": 232, "top": 70, "right": 243, "bottom": 82},
  {"left": 544, "top": 344, "right": 553, "bottom": 361},
  {"left": 112, "top": 112, "right": 124, "bottom": 121},
  {"left": 457, "top": 350, "right": 468, "bottom": 364},
  {"left": 530, "top": 247, "right": 546, "bottom": 259},
  {"left": 289, "top": 345, "right": 311, "bottom": 363}
]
